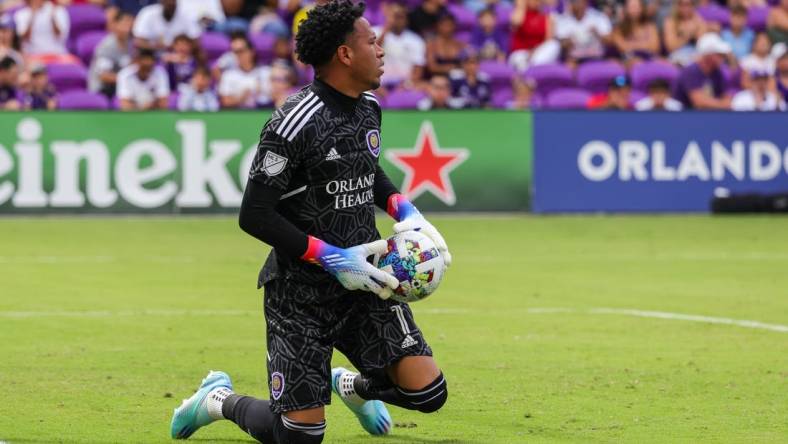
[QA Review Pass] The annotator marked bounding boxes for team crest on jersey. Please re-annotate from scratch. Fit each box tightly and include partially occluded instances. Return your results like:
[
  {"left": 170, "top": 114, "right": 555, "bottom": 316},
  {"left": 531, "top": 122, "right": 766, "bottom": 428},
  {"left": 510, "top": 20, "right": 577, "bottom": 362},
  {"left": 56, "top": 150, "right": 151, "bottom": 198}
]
[
  {"left": 271, "top": 372, "right": 285, "bottom": 400},
  {"left": 366, "top": 129, "right": 381, "bottom": 157},
  {"left": 262, "top": 151, "right": 288, "bottom": 176}
]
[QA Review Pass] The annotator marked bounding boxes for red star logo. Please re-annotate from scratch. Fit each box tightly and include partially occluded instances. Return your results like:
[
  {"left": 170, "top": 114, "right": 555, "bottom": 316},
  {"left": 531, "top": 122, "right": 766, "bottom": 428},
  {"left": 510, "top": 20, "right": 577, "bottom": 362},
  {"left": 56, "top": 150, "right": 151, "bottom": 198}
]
[{"left": 385, "top": 121, "right": 469, "bottom": 206}]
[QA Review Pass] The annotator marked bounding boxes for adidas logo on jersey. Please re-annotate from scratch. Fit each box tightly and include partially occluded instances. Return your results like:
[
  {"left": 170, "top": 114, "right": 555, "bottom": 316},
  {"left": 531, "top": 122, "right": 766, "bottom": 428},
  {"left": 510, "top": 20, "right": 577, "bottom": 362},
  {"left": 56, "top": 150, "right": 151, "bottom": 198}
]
[
  {"left": 326, "top": 148, "right": 342, "bottom": 161},
  {"left": 401, "top": 335, "right": 417, "bottom": 349}
]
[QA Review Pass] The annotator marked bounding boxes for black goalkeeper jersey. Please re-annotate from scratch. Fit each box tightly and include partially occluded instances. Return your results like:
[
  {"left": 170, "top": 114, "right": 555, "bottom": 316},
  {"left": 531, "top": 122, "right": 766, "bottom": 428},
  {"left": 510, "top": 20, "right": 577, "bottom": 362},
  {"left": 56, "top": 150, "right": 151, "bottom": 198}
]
[{"left": 248, "top": 78, "right": 396, "bottom": 289}]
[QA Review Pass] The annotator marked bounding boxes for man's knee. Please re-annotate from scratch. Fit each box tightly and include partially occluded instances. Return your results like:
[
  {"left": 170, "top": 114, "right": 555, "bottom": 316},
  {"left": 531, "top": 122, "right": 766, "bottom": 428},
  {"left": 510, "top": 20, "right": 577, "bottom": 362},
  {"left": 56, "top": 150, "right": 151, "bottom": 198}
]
[{"left": 398, "top": 372, "right": 448, "bottom": 413}]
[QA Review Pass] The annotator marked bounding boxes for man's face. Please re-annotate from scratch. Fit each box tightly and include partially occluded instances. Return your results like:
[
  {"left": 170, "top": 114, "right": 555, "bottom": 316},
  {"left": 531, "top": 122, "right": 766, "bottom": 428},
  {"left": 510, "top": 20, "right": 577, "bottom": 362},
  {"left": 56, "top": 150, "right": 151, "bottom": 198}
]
[
  {"left": 752, "top": 76, "right": 769, "bottom": 93},
  {"left": 346, "top": 18, "right": 385, "bottom": 91},
  {"left": 429, "top": 77, "right": 451, "bottom": 105},
  {"left": 161, "top": 0, "right": 176, "bottom": 17},
  {"left": 570, "top": 0, "right": 588, "bottom": 16},
  {"left": 609, "top": 87, "right": 631, "bottom": 109},
  {"left": 730, "top": 13, "right": 746, "bottom": 31},
  {"left": 115, "top": 15, "right": 134, "bottom": 37},
  {"left": 388, "top": 4, "right": 407, "bottom": 33},
  {"left": 137, "top": 57, "right": 155, "bottom": 79},
  {"left": 649, "top": 88, "right": 669, "bottom": 107},
  {"left": 231, "top": 39, "right": 254, "bottom": 68}
]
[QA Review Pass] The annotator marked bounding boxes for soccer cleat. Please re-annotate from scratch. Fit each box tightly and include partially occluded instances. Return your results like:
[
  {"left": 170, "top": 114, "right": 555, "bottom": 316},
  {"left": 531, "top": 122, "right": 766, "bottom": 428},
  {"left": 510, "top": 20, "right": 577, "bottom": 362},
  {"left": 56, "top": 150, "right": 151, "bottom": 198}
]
[
  {"left": 170, "top": 370, "right": 233, "bottom": 440},
  {"left": 331, "top": 367, "right": 392, "bottom": 435}
]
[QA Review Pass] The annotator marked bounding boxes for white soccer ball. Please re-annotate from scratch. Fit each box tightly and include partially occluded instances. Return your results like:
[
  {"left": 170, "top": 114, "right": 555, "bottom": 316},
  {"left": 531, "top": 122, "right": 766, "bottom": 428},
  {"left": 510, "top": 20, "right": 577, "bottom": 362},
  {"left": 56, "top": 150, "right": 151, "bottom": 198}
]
[{"left": 375, "top": 230, "right": 446, "bottom": 303}]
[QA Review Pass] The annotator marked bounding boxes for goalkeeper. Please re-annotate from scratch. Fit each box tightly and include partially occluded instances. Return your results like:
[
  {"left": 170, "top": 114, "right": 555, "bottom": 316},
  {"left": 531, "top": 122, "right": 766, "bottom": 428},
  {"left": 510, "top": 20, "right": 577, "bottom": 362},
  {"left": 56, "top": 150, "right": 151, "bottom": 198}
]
[{"left": 169, "top": 2, "right": 452, "bottom": 443}]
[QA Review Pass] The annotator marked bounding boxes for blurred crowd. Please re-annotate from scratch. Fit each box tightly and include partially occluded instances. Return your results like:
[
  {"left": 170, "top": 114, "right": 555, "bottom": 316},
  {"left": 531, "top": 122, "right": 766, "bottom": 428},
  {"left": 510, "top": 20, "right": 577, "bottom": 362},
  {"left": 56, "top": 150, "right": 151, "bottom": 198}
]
[{"left": 0, "top": 0, "right": 786, "bottom": 111}]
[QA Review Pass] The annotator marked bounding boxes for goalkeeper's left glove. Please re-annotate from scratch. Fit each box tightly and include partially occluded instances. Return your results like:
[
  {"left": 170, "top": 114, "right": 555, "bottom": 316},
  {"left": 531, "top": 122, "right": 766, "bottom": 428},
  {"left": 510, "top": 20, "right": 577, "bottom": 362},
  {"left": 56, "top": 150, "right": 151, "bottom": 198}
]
[{"left": 386, "top": 194, "right": 452, "bottom": 266}]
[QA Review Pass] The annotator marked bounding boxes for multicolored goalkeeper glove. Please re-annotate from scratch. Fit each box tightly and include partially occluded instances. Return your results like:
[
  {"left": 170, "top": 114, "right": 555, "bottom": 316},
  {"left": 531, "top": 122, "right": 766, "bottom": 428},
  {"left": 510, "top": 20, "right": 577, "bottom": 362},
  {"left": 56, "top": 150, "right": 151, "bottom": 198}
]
[
  {"left": 302, "top": 236, "right": 400, "bottom": 299},
  {"left": 387, "top": 194, "right": 452, "bottom": 266}
]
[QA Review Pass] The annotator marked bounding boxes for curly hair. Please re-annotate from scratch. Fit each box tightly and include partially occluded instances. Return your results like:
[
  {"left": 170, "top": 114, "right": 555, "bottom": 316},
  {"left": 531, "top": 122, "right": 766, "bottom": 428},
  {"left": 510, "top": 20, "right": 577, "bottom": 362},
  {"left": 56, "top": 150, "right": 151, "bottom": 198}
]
[{"left": 295, "top": 0, "right": 366, "bottom": 68}]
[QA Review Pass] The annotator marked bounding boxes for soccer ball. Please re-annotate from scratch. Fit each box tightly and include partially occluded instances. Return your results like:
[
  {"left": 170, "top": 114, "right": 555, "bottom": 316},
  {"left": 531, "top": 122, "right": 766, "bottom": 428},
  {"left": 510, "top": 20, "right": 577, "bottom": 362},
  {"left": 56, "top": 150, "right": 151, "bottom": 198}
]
[{"left": 375, "top": 230, "right": 446, "bottom": 303}]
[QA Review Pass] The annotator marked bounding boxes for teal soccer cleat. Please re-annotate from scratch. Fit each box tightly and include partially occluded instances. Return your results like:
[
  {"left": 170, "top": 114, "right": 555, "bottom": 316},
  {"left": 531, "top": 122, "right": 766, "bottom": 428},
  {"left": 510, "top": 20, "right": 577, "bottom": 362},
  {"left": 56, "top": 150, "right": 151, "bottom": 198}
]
[
  {"left": 331, "top": 367, "right": 392, "bottom": 435},
  {"left": 170, "top": 370, "right": 233, "bottom": 439}
]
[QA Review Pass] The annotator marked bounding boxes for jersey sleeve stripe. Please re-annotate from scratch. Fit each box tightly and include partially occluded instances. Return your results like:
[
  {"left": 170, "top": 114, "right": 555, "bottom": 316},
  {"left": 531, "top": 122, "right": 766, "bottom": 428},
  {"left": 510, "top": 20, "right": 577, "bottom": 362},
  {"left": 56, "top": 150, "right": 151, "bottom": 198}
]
[
  {"left": 362, "top": 92, "right": 379, "bottom": 105},
  {"left": 275, "top": 92, "right": 315, "bottom": 136},
  {"left": 279, "top": 96, "right": 322, "bottom": 140},
  {"left": 286, "top": 102, "right": 324, "bottom": 141}
]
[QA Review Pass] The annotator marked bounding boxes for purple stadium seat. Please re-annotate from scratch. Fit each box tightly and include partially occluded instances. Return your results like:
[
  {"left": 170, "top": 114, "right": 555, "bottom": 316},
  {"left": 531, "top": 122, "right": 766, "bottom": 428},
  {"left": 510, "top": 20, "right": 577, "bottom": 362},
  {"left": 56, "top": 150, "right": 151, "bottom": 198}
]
[
  {"left": 524, "top": 63, "right": 574, "bottom": 96},
  {"left": 478, "top": 60, "right": 515, "bottom": 87},
  {"left": 200, "top": 32, "right": 230, "bottom": 64},
  {"left": 47, "top": 63, "right": 88, "bottom": 92},
  {"left": 250, "top": 33, "right": 276, "bottom": 65},
  {"left": 747, "top": 6, "right": 770, "bottom": 33},
  {"left": 75, "top": 31, "right": 107, "bottom": 66},
  {"left": 384, "top": 89, "right": 427, "bottom": 109},
  {"left": 363, "top": 7, "right": 385, "bottom": 27},
  {"left": 455, "top": 31, "right": 472, "bottom": 45},
  {"left": 545, "top": 88, "right": 590, "bottom": 109},
  {"left": 630, "top": 61, "right": 680, "bottom": 92},
  {"left": 67, "top": 4, "right": 106, "bottom": 52},
  {"left": 629, "top": 90, "right": 646, "bottom": 107},
  {"left": 697, "top": 4, "right": 730, "bottom": 27},
  {"left": 495, "top": 3, "right": 514, "bottom": 31},
  {"left": 576, "top": 60, "right": 625, "bottom": 94},
  {"left": 447, "top": 4, "right": 476, "bottom": 32},
  {"left": 58, "top": 90, "right": 110, "bottom": 110},
  {"left": 168, "top": 92, "right": 180, "bottom": 110},
  {"left": 491, "top": 88, "right": 513, "bottom": 108}
]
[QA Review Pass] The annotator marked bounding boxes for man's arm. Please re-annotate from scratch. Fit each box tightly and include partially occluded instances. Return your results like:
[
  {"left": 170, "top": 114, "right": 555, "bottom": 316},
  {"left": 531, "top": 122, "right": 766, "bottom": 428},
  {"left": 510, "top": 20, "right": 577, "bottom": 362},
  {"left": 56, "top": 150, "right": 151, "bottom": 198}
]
[{"left": 238, "top": 179, "right": 308, "bottom": 258}]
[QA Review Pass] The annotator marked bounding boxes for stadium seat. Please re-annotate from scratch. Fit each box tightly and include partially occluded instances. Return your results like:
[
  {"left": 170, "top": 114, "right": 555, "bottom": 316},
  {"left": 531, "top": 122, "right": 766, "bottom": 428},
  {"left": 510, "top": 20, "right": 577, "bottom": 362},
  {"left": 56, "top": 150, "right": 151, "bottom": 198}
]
[
  {"left": 491, "top": 88, "right": 513, "bottom": 108},
  {"left": 524, "top": 63, "right": 574, "bottom": 97},
  {"left": 250, "top": 33, "right": 276, "bottom": 65},
  {"left": 384, "top": 89, "right": 427, "bottom": 109},
  {"left": 630, "top": 61, "right": 680, "bottom": 92},
  {"left": 478, "top": 60, "right": 515, "bottom": 87},
  {"left": 747, "top": 6, "right": 770, "bottom": 33},
  {"left": 67, "top": 4, "right": 107, "bottom": 53},
  {"left": 58, "top": 90, "right": 110, "bottom": 110},
  {"left": 576, "top": 60, "right": 625, "bottom": 94},
  {"left": 200, "top": 32, "right": 230, "bottom": 65},
  {"left": 363, "top": 7, "right": 385, "bottom": 27},
  {"left": 697, "top": 4, "right": 731, "bottom": 27},
  {"left": 75, "top": 31, "right": 107, "bottom": 66},
  {"left": 47, "top": 63, "right": 88, "bottom": 92},
  {"left": 447, "top": 4, "right": 477, "bottom": 32},
  {"left": 494, "top": 3, "right": 514, "bottom": 32},
  {"left": 168, "top": 92, "right": 180, "bottom": 110},
  {"left": 545, "top": 88, "right": 590, "bottom": 109},
  {"left": 455, "top": 31, "right": 472, "bottom": 45}
]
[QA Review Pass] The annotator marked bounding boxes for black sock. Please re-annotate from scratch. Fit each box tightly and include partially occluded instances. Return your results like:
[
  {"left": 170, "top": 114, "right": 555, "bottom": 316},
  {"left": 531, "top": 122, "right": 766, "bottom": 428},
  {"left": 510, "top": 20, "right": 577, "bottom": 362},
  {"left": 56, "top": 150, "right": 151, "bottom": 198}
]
[
  {"left": 222, "top": 394, "right": 277, "bottom": 443},
  {"left": 354, "top": 372, "right": 447, "bottom": 413}
]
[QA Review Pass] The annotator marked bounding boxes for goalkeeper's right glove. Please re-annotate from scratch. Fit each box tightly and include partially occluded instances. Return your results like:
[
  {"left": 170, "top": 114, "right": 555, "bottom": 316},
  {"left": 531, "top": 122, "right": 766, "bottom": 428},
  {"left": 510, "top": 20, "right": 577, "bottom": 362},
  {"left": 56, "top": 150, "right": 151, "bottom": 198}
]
[{"left": 301, "top": 236, "right": 399, "bottom": 299}]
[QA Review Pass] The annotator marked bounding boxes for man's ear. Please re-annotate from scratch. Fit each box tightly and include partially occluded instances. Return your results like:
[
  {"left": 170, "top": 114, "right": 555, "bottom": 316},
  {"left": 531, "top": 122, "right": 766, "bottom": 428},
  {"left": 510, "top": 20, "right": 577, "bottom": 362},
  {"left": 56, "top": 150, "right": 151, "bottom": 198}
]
[{"left": 337, "top": 45, "right": 353, "bottom": 67}]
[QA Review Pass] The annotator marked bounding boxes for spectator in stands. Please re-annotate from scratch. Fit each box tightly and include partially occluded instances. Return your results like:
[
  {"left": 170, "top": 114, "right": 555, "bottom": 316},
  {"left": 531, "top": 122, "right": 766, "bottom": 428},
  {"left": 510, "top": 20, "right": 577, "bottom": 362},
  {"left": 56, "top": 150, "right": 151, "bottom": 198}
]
[
  {"left": 418, "top": 73, "right": 464, "bottom": 109},
  {"left": 634, "top": 78, "right": 683, "bottom": 110},
  {"left": 107, "top": 0, "right": 157, "bottom": 17},
  {"left": 408, "top": 0, "right": 449, "bottom": 37},
  {"left": 611, "top": 0, "right": 660, "bottom": 65},
  {"left": 731, "top": 68, "right": 786, "bottom": 110},
  {"left": 249, "top": 0, "right": 289, "bottom": 37},
  {"left": 88, "top": 11, "right": 134, "bottom": 97},
  {"left": 133, "top": 0, "right": 201, "bottom": 50},
  {"left": 185, "top": 0, "right": 225, "bottom": 32},
  {"left": 740, "top": 32, "right": 775, "bottom": 81},
  {"left": 0, "top": 15, "right": 23, "bottom": 67},
  {"left": 509, "top": 0, "right": 560, "bottom": 72},
  {"left": 555, "top": 0, "right": 612, "bottom": 65},
  {"left": 177, "top": 65, "right": 219, "bottom": 111},
  {"left": 212, "top": 31, "right": 246, "bottom": 80},
  {"left": 269, "top": 60, "right": 296, "bottom": 108},
  {"left": 218, "top": 35, "right": 272, "bottom": 108},
  {"left": 426, "top": 13, "right": 467, "bottom": 76},
  {"left": 271, "top": 37, "right": 294, "bottom": 67},
  {"left": 163, "top": 34, "right": 204, "bottom": 90},
  {"left": 506, "top": 76, "right": 537, "bottom": 109},
  {"left": 373, "top": 1, "right": 426, "bottom": 90},
  {"left": 663, "top": 0, "right": 707, "bottom": 66},
  {"left": 449, "top": 49, "right": 492, "bottom": 108},
  {"left": 23, "top": 64, "right": 56, "bottom": 110},
  {"left": 777, "top": 50, "right": 788, "bottom": 103},
  {"left": 673, "top": 33, "right": 732, "bottom": 109},
  {"left": 587, "top": 74, "right": 632, "bottom": 110},
  {"left": 0, "top": 56, "right": 21, "bottom": 110},
  {"left": 722, "top": 6, "right": 755, "bottom": 60},
  {"left": 14, "top": 0, "right": 70, "bottom": 56},
  {"left": 767, "top": 0, "right": 788, "bottom": 45},
  {"left": 116, "top": 48, "right": 170, "bottom": 110},
  {"left": 471, "top": 7, "right": 507, "bottom": 62},
  {"left": 210, "top": 0, "right": 264, "bottom": 34}
]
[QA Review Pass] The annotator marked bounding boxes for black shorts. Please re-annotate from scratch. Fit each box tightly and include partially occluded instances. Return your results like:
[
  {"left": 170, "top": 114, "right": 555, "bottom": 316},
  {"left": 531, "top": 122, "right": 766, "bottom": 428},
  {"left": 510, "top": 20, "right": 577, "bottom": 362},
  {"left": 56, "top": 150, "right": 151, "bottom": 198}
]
[{"left": 263, "top": 279, "right": 433, "bottom": 413}]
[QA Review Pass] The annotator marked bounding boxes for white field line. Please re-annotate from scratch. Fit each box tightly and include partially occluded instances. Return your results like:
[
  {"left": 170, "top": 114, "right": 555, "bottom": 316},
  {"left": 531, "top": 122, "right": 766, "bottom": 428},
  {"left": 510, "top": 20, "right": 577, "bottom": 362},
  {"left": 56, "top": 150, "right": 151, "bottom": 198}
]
[{"left": 0, "top": 307, "right": 785, "bottom": 333}]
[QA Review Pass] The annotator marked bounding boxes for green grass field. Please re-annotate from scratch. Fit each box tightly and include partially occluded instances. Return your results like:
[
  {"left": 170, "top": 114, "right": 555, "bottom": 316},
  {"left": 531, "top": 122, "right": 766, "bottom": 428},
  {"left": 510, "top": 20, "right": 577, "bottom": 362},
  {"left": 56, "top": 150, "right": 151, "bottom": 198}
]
[{"left": 1, "top": 215, "right": 786, "bottom": 443}]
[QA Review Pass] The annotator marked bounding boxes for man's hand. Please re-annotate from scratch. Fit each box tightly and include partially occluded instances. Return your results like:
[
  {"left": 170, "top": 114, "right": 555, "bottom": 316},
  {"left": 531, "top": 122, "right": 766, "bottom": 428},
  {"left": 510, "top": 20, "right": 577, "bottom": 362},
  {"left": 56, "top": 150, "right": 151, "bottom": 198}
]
[
  {"left": 302, "top": 236, "right": 399, "bottom": 299},
  {"left": 387, "top": 194, "right": 452, "bottom": 266}
]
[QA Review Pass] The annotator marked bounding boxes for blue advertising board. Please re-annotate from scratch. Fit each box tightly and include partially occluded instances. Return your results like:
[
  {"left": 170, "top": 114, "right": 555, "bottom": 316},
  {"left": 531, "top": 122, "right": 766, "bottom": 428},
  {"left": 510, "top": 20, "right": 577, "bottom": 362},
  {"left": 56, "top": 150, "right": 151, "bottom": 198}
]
[{"left": 533, "top": 112, "right": 788, "bottom": 213}]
